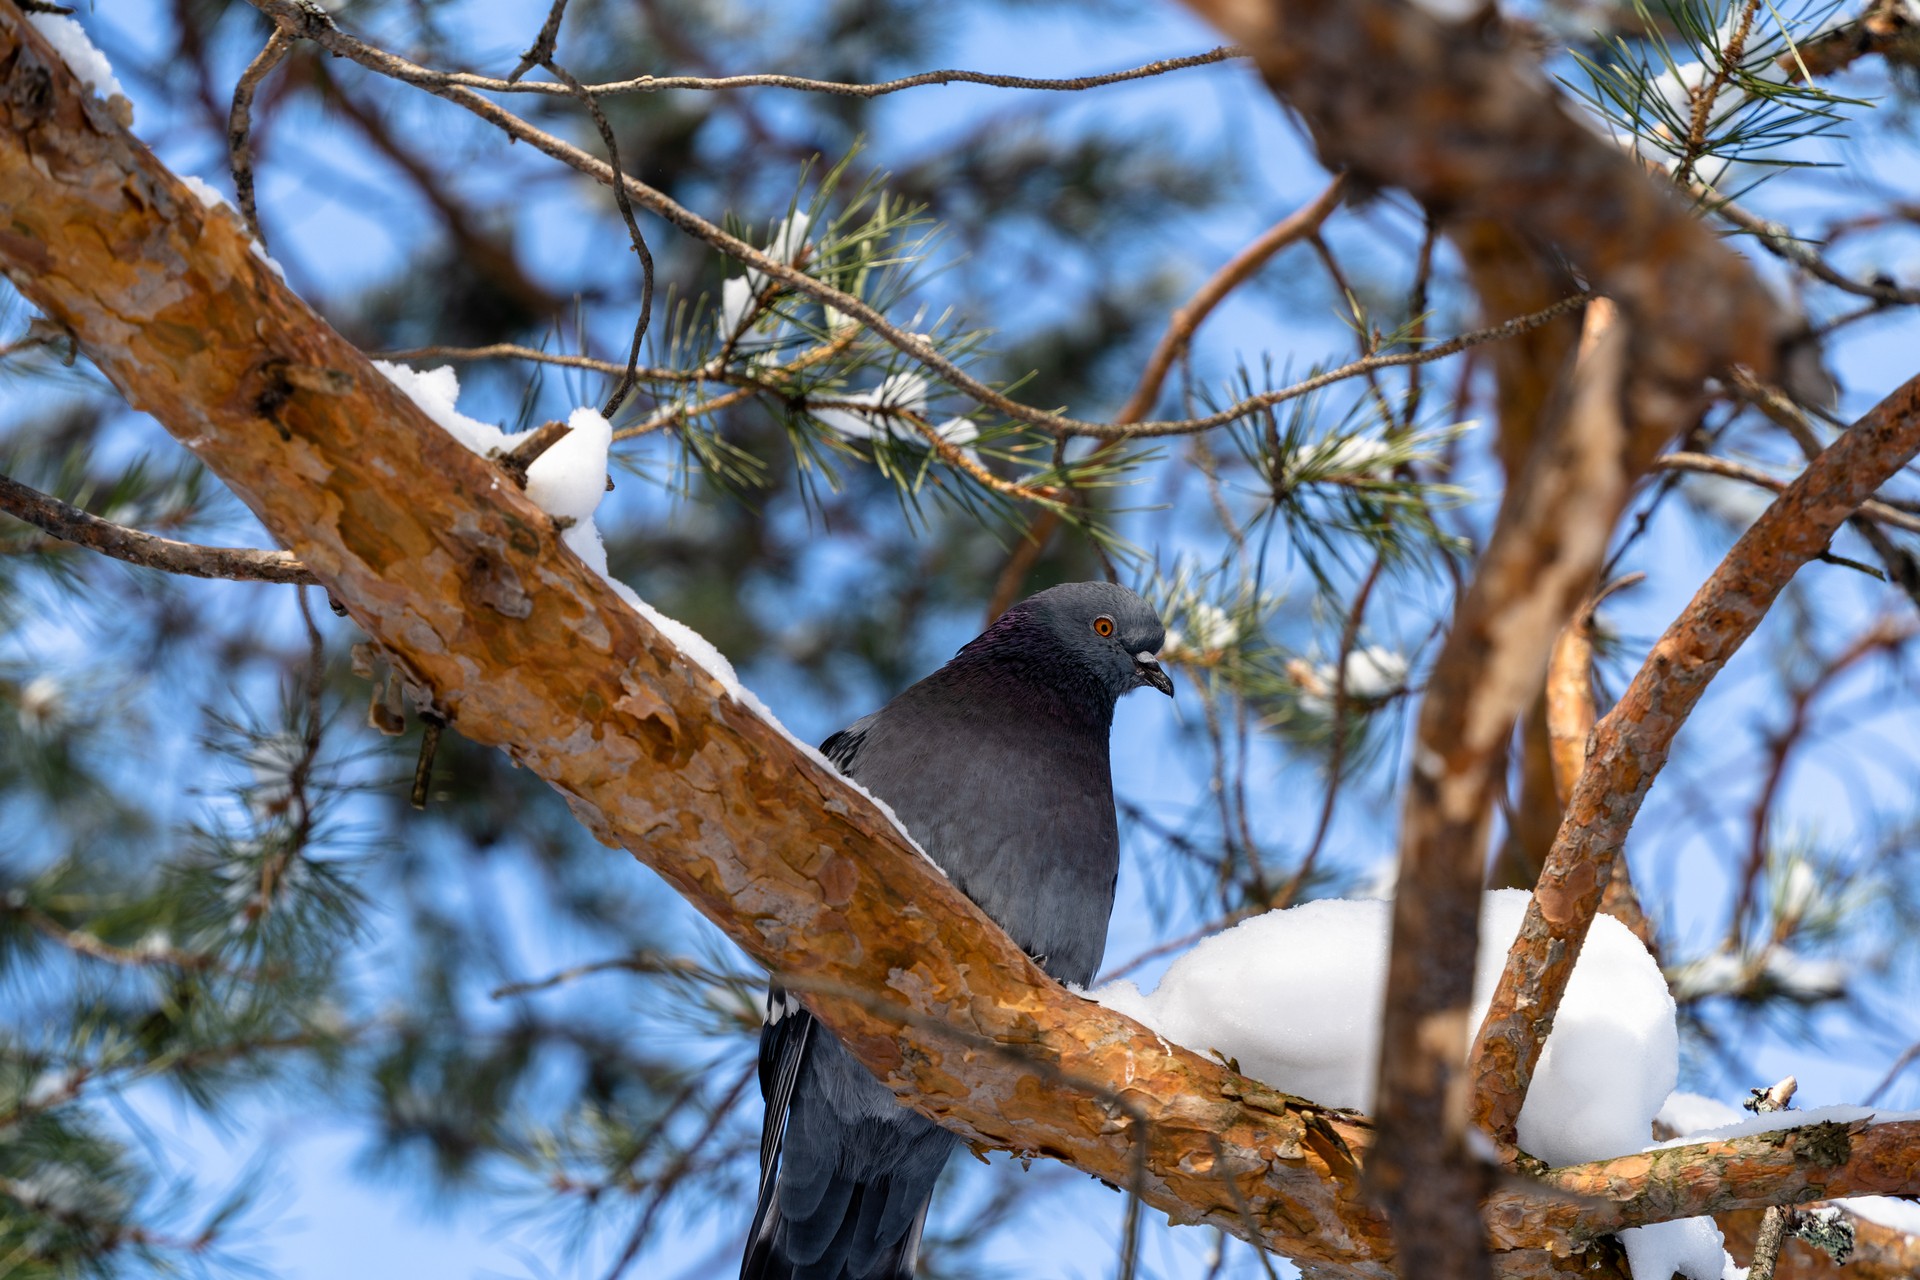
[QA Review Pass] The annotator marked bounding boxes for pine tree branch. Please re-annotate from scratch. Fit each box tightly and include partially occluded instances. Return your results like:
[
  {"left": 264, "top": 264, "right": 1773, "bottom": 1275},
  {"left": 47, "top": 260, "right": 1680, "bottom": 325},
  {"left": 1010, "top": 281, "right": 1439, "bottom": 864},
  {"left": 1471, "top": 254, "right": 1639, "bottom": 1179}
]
[
  {"left": 1486, "top": 1119, "right": 1920, "bottom": 1242},
  {"left": 1650, "top": 450, "right": 1920, "bottom": 535},
  {"left": 1171, "top": 2, "right": 1789, "bottom": 1268},
  {"left": 0, "top": 470, "right": 318, "bottom": 584},
  {"left": 1469, "top": 368, "right": 1920, "bottom": 1148},
  {"left": 4, "top": 9, "right": 1911, "bottom": 1278},
  {"left": 378, "top": 44, "right": 1247, "bottom": 99}
]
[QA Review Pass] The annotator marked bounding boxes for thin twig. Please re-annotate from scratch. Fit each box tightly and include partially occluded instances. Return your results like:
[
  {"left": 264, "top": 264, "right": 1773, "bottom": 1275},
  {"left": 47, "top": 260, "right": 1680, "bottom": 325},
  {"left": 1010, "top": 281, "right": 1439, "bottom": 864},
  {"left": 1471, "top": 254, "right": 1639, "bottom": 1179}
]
[
  {"left": 1705, "top": 188, "right": 1920, "bottom": 307},
  {"left": 2, "top": 898, "right": 222, "bottom": 971},
  {"left": 411, "top": 719, "right": 442, "bottom": 809},
  {"left": 228, "top": 25, "right": 294, "bottom": 248},
  {"left": 494, "top": 418, "right": 572, "bottom": 487},
  {"left": 404, "top": 45, "right": 1246, "bottom": 100},
  {"left": 507, "top": 0, "right": 569, "bottom": 83},
  {"left": 0, "top": 469, "right": 318, "bottom": 584},
  {"left": 1118, "top": 177, "right": 1347, "bottom": 426},
  {"left": 1651, "top": 450, "right": 1920, "bottom": 534},
  {"left": 983, "top": 175, "right": 1348, "bottom": 622},
  {"left": 1677, "top": 0, "right": 1761, "bottom": 187},
  {"left": 1275, "top": 551, "right": 1385, "bottom": 910},
  {"left": 538, "top": 55, "right": 654, "bottom": 415},
  {"left": 247, "top": 4, "right": 1581, "bottom": 445}
]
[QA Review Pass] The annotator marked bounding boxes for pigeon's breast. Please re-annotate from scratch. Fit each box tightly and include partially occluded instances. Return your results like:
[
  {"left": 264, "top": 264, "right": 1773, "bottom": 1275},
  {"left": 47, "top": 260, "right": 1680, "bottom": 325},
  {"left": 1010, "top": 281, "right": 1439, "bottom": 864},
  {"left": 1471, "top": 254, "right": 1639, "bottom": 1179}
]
[{"left": 848, "top": 703, "right": 1119, "bottom": 986}]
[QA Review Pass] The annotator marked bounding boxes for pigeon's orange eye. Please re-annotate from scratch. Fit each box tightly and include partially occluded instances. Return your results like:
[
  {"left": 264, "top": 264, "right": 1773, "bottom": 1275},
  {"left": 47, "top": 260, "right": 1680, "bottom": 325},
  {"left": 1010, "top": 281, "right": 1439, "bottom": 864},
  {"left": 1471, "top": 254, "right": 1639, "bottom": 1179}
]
[{"left": 1093, "top": 616, "right": 1115, "bottom": 637}]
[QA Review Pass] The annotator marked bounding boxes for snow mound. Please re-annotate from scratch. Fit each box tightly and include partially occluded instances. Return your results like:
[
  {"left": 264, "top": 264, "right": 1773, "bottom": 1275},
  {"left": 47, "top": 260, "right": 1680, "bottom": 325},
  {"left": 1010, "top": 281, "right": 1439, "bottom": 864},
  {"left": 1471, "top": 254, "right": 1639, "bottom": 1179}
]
[
  {"left": 1091, "top": 890, "right": 1676, "bottom": 1168},
  {"left": 1842, "top": 1196, "right": 1920, "bottom": 1233},
  {"left": 1618, "top": 1218, "right": 1735, "bottom": 1280}
]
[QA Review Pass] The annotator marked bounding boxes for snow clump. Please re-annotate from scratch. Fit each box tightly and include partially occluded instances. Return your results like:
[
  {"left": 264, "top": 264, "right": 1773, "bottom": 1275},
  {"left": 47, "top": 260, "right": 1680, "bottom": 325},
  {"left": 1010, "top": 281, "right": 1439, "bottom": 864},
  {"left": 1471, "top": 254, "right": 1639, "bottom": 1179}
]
[
  {"left": 718, "top": 212, "right": 811, "bottom": 336},
  {"left": 1164, "top": 602, "right": 1239, "bottom": 658},
  {"left": 1091, "top": 889, "right": 1676, "bottom": 1167},
  {"left": 1295, "top": 645, "right": 1408, "bottom": 715},
  {"left": 1616, "top": 1218, "right": 1735, "bottom": 1280}
]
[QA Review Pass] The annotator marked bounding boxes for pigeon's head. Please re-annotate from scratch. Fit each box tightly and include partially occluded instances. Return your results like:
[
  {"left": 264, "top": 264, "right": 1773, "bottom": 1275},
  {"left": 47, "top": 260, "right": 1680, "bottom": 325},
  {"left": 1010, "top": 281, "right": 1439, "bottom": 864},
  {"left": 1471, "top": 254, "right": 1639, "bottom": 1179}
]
[{"left": 1006, "top": 581, "right": 1172, "bottom": 702}]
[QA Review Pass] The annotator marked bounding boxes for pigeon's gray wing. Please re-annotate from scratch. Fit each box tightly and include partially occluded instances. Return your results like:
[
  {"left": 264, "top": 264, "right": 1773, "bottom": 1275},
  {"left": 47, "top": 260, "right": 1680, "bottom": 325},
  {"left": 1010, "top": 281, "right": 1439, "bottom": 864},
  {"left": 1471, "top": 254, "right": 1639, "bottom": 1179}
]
[
  {"left": 743, "top": 719, "right": 955, "bottom": 1280},
  {"left": 752, "top": 719, "right": 865, "bottom": 1189}
]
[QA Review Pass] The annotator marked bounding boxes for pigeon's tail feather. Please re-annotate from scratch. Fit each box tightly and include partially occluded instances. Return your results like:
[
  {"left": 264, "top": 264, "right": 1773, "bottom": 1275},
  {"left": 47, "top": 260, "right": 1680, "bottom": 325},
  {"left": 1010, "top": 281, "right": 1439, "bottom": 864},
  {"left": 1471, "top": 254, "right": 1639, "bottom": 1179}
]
[{"left": 741, "top": 1169, "right": 939, "bottom": 1280}]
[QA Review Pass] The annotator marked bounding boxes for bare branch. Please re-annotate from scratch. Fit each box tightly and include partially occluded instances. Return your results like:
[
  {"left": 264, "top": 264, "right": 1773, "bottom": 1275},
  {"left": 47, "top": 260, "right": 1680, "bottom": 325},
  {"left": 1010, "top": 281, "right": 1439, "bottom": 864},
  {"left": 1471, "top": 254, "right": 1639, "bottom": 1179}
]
[
  {"left": 227, "top": 24, "right": 293, "bottom": 247},
  {"left": 1651, "top": 451, "right": 1920, "bottom": 535},
  {"left": 1117, "top": 175, "right": 1347, "bottom": 426},
  {"left": 1782, "top": 0, "right": 1920, "bottom": 80},
  {"left": 240, "top": 2, "right": 1583, "bottom": 445},
  {"left": 1486, "top": 1119, "right": 1920, "bottom": 1242},
  {"left": 1706, "top": 190, "right": 1920, "bottom": 308},
  {"left": 1470, "top": 367, "right": 1920, "bottom": 1149},
  {"left": 398, "top": 45, "right": 1247, "bottom": 100},
  {"left": 0, "top": 469, "right": 318, "bottom": 585},
  {"left": 1374, "top": 297, "right": 1632, "bottom": 1278}
]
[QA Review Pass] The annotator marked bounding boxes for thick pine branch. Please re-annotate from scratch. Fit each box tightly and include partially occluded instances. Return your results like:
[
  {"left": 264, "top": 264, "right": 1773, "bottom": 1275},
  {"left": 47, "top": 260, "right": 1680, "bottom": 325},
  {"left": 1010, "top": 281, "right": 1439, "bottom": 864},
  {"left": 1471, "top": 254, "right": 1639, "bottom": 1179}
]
[
  {"left": 1470, "top": 366, "right": 1920, "bottom": 1142},
  {"left": 1172, "top": 1, "right": 1789, "bottom": 1269}
]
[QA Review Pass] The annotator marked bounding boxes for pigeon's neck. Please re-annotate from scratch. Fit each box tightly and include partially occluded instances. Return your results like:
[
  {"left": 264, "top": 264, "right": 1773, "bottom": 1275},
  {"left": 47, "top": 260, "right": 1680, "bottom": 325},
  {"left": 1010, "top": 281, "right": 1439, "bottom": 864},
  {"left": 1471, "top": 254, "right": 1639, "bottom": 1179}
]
[{"left": 938, "top": 616, "right": 1115, "bottom": 732}]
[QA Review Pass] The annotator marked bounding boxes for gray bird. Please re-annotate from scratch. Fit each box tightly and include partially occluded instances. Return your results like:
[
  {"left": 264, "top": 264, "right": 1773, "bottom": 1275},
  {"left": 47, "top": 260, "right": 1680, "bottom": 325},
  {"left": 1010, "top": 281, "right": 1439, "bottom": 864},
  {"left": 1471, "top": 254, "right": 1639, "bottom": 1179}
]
[{"left": 741, "top": 581, "right": 1171, "bottom": 1280}]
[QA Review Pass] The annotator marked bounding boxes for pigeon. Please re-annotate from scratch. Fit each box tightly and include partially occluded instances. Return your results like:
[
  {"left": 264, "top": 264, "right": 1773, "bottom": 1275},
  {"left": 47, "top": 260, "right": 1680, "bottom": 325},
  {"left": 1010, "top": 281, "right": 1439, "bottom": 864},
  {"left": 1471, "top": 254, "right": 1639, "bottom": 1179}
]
[{"left": 741, "top": 581, "right": 1171, "bottom": 1280}]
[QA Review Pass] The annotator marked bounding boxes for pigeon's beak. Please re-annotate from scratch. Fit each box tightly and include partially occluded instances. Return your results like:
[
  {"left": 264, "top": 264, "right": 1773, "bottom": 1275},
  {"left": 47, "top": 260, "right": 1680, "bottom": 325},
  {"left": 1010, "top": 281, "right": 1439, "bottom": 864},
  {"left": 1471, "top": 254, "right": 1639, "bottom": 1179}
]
[{"left": 1134, "top": 652, "right": 1174, "bottom": 697}]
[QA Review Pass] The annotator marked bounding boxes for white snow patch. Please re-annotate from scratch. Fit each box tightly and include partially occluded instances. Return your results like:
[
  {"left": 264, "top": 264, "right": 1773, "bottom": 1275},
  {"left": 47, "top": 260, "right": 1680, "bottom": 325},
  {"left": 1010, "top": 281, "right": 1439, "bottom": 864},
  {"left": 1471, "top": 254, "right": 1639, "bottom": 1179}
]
[
  {"left": 814, "top": 372, "right": 929, "bottom": 442},
  {"left": 1092, "top": 889, "right": 1676, "bottom": 1167},
  {"left": 1668, "top": 951, "right": 1748, "bottom": 1000},
  {"left": 251, "top": 242, "right": 288, "bottom": 282},
  {"left": 1763, "top": 948, "right": 1849, "bottom": 1000},
  {"left": 752, "top": 212, "right": 810, "bottom": 283},
  {"left": 1618, "top": 1218, "right": 1732, "bottom": 1280},
  {"left": 27, "top": 14, "right": 126, "bottom": 101},
  {"left": 719, "top": 211, "right": 812, "bottom": 336},
  {"left": 176, "top": 175, "right": 286, "bottom": 280},
  {"left": 1299, "top": 646, "right": 1408, "bottom": 715},
  {"left": 718, "top": 276, "right": 756, "bottom": 336},
  {"left": 16, "top": 674, "right": 64, "bottom": 733},
  {"left": 1292, "top": 434, "right": 1395, "bottom": 478},
  {"left": 1657, "top": 1091, "right": 1746, "bottom": 1136},
  {"left": 1841, "top": 1196, "right": 1920, "bottom": 1233},
  {"left": 179, "top": 174, "right": 230, "bottom": 211},
  {"left": 373, "top": 361, "right": 525, "bottom": 457},
  {"left": 1165, "top": 602, "right": 1239, "bottom": 656},
  {"left": 524, "top": 407, "right": 613, "bottom": 523},
  {"left": 1777, "top": 858, "right": 1819, "bottom": 920},
  {"left": 1667, "top": 946, "right": 1849, "bottom": 1001},
  {"left": 929, "top": 416, "right": 982, "bottom": 468}
]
